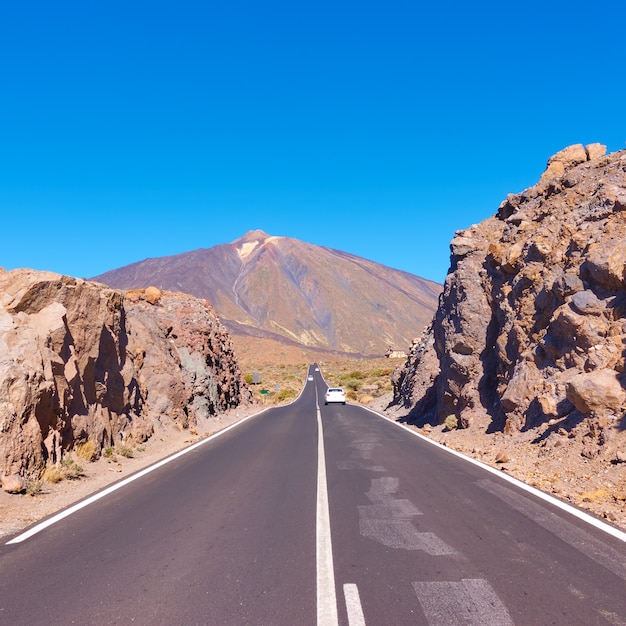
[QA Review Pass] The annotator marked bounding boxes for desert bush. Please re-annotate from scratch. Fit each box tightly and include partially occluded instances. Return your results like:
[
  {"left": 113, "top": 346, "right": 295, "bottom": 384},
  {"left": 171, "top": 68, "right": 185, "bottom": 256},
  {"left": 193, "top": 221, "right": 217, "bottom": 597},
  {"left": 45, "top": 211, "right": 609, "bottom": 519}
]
[
  {"left": 103, "top": 447, "right": 114, "bottom": 458},
  {"left": 118, "top": 445, "right": 134, "bottom": 458},
  {"left": 444, "top": 415, "right": 459, "bottom": 431},
  {"left": 76, "top": 440, "right": 97, "bottom": 462},
  {"left": 244, "top": 373, "right": 254, "bottom": 385},
  {"left": 370, "top": 368, "right": 393, "bottom": 377},
  {"left": 343, "top": 379, "right": 362, "bottom": 392},
  {"left": 43, "top": 466, "right": 63, "bottom": 483},
  {"left": 276, "top": 388, "right": 297, "bottom": 402},
  {"left": 346, "top": 390, "right": 358, "bottom": 401},
  {"left": 348, "top": 370, "right": 366, "bottom": 379},
  {"left": 61, "top": 458, "right": 84, "bottom": 480},
  {"left": 25, "top": 478, "right": 44, "bottom": 496}
]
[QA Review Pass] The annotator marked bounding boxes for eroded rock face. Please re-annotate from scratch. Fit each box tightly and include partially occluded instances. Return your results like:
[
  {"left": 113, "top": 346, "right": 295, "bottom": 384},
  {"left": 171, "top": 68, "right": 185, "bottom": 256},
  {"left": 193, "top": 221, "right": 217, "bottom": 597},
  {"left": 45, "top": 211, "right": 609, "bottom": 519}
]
[
  {"left": 0, "top": 270, "right": 251, "bottom": 480},
  {"left": 392, "top": 145, "right": 626, "bottom": 433}
]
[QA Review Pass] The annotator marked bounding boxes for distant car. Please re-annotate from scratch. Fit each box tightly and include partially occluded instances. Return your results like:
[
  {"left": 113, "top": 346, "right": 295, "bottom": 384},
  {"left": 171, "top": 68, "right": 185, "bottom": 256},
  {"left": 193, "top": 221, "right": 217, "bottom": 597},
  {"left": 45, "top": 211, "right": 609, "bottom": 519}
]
[
  {"left": 325, "top": 388, "right": 346, "bottom": 405},
  {"left": 315, "top": 367, "right": 319, "bottom": 372},
  {"left": 308, "top": 375, "right": 314, "bottom": 381}
]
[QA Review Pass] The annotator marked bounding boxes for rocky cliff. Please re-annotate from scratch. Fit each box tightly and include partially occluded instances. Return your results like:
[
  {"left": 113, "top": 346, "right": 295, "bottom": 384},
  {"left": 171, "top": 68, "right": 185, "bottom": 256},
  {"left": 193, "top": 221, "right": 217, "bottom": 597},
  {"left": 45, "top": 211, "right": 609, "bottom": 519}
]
[
  {"left": 390, "top": 145, "right": 626, "bottom": 523},
  {"left": 0, "top": 269, "right": 251, "bottom": 487}
]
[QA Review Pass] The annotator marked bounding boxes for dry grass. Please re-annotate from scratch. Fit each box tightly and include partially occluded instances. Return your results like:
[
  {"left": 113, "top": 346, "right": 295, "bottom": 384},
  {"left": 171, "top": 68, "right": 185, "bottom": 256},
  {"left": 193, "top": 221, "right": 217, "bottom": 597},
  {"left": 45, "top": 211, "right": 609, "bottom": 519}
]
[
  {"left": 41, "top": 458, "right": 85, "bottom": 483},
  {"left": 60, "top": 458, "right": 84, "bottom": 480},
  {"left": 117, "top": 445, "right": 134, "bottom": 458},
  {"left": 42, "top": 466, "right": 63, "bottom": 484},
  {"left": 76, "top": 441, "right": 98, "bottom": 462},
  {"left": 577, "top": 488, "right": 611, "bottom": 504}
]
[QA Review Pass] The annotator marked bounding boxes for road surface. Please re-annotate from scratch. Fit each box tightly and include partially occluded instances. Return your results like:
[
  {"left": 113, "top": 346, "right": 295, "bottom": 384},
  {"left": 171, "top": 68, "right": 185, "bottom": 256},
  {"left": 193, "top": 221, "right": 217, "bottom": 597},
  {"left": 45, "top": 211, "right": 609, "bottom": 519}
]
[{"left": 1, "top": 365, "right": 625, "bottom": 624}]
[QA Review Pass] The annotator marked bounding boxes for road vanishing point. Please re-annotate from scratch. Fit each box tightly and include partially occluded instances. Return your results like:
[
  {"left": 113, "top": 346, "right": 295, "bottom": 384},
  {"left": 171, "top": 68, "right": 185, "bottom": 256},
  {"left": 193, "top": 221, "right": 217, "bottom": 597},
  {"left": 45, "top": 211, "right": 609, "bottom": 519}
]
[{"left": 2, "top": 365, "right": 626, "bottom": 625}]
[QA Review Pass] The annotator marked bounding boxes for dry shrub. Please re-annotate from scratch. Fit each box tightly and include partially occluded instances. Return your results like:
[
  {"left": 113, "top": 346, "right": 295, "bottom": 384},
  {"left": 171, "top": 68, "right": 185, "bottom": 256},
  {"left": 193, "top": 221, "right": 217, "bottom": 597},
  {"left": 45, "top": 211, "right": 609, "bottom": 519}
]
[
  {"left": 275, "top": 388, "right": 296, "bottom": 402},
  {"left": 578, "top": 488, "right": 611, "bottom": 504},
  {"left": 76, "top": 441, "right": 98, "bottom": 462},
  {"left": 444, "top": 415, "right": 459, "bottom": 431},
  {"left": 118, "top": 445, "right": 133, "bottom": 458},
  {"left": 43, "top": 466, "right": 63, "bottom": 483},
  {"left": 61, "top": 458, "right": 84, "bottom": 480},
  {"left": 25, "top": 478, "right": 44, "bottom": 496}
]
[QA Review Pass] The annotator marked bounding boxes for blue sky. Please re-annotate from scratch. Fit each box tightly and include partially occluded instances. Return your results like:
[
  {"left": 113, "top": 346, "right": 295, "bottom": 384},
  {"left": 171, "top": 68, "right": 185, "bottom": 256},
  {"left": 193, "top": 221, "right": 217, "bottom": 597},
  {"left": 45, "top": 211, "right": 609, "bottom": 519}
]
[{"left": 2, "top": 1, "right": 624, "bottom": 284}]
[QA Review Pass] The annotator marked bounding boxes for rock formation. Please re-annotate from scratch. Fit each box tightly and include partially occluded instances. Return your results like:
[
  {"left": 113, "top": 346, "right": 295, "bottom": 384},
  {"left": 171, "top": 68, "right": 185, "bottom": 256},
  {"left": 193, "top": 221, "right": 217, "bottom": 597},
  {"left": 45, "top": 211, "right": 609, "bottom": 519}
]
[
  {"left": 0, "top": 270, "right": 251, "bottom": 485},
  {"left": 392, "top": 144, "right": 626, "bottom": 435},
  {"left": 388, "top": 144, "right": 626, "bottom": 524}
]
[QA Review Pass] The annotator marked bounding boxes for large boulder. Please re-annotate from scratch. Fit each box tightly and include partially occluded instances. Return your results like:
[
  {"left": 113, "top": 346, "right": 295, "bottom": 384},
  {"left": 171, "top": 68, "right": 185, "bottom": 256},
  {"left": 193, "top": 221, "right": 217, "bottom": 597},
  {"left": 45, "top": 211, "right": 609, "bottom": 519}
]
[
  {"left": 566, "top": 370, "right": 626, "bottom": 416},
  {"left": 539, "top": 143, "right": 606, "bottom": 183}
]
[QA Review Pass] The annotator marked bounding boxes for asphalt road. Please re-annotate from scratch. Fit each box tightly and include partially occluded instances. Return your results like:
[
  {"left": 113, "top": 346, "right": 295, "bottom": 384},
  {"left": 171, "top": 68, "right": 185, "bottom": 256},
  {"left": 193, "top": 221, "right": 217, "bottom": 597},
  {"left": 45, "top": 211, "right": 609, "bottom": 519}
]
[{"left": 1, "top": 365, "right": 626, "bottom": 625}]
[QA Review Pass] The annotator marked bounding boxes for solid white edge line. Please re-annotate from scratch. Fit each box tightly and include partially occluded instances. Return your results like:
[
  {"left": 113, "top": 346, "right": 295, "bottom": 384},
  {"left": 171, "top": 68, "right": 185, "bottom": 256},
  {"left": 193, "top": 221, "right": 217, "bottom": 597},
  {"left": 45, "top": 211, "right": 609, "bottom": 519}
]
[
  {"left": 6, "top": 406, "right": 273, "bottom": 545},
  {"left": 8, "top": 365, "right": 323, "bottom": 546},
  {"left": 360, "top": 405, "right": 626, "bottom": 544},
  {"left": 344, "top": 583, "right": 366, "bottom": 626},
  {"left": 316, "top": 388, "right": 339, "bottom": 626}
]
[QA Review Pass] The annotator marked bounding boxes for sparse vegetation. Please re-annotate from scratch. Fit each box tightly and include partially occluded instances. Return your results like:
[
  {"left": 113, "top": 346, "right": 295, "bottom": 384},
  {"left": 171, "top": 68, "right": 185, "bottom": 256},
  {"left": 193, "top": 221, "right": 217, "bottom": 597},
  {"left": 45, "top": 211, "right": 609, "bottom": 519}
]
[
  {"left": 42, "top": 466, "right": 64, "bottom": 483},
  {"left": 321, "top": 356, "right": 402, "bottom": 405},
  {"left": 60, "top": 458, "right": 84, "bottom": 480},
  {"left": 444, "top": 415, "right": 459, "bottom": 431},
  {"left": 25, "top": 477, "right": 44, "bottom": 496},
  {"left": 276, "top": 388, "right": 297, "bottom": 402},
  {"left": 241, "top": 358, "right": 398, "bottom": 406},
  {"left": 118, "top": 445, "right": 134, "bottom": 458},
  {"left": 348, "top": 369, "right": 366, "bottom": 379},
  {"left": 76, "top": 440, "right": 97, "bottom": 462}
]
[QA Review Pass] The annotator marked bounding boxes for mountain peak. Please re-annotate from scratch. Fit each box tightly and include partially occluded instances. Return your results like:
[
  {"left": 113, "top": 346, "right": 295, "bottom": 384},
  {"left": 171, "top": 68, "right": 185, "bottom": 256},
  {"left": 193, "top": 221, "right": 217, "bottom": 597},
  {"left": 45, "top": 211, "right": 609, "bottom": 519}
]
[
  {"left": 234, "top": 230, "right": 270, "bottom": 244},
  {"left": 91, "top": 233, "right": 442, "bottom": 356},
  {"left": 232, "top": 230, "right": 274, "bottom": 261}
]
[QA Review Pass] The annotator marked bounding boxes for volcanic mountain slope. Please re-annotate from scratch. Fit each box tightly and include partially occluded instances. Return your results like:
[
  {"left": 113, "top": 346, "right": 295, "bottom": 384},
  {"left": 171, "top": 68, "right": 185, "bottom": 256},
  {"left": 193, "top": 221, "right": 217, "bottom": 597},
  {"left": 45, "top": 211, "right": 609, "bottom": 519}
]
[{"left": 92, "top": 231, "right": 442, "bottom": 356}]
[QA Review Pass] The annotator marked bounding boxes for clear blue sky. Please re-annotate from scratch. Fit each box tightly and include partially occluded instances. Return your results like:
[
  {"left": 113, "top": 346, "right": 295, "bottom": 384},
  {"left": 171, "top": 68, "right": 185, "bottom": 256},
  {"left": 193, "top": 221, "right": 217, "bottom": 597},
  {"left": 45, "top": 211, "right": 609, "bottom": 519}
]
[{"left": 2, "top": 1, "right": 624, "bottom": 284}]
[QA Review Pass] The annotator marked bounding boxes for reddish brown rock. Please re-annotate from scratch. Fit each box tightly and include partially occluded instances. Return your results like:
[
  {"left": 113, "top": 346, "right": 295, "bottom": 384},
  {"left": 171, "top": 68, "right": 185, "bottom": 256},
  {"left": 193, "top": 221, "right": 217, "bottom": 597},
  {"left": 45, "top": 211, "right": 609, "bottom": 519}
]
[
  {"left": 144, "top": 286, "right": 162, "bottom": 304},
  {"left": 1, "top": 474, "right": 26, "bottom": 494},
  {"left": 539, "top": 143, "right": 606, "bottom": 183},
  {"left": 0, "top": 270, "right": 251, "bottom": 479},
  {"left": 391, "top": 146, "right": 626, "bottom": 435},
  {"left": 566, "top": 370, "right": 626, "bottom": 416}
]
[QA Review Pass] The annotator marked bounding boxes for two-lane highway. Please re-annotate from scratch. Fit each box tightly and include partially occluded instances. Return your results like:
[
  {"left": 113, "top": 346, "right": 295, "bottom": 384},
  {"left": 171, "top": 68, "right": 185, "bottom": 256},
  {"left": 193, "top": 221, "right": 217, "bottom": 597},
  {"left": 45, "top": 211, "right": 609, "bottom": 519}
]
[{"left": 2, "top": 364, "right": 626, "bottom": 625}]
